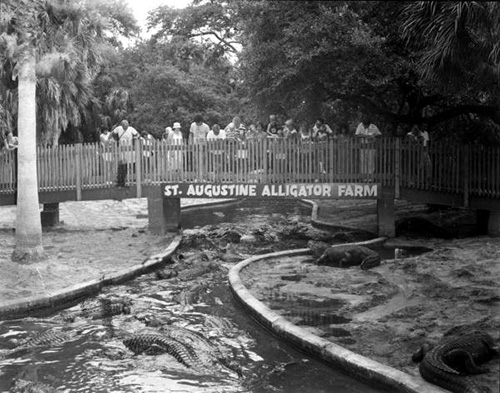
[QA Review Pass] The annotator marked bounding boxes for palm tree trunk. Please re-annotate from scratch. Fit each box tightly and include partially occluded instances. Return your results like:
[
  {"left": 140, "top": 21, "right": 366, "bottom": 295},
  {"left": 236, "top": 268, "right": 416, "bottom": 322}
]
[{"left": 12, "top": 52, "right": 45, "bottom": 262}]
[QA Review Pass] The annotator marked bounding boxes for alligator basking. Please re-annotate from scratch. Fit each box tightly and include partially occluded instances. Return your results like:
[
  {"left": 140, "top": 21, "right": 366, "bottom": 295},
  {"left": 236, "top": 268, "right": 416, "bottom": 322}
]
[
  {"left": 412, "top": 331, "right": 498, "bottom": 393},
  {"left": 312, "top": 244, "right": 381, "bottom": 270},
  {"left": 123, "top": 333, "right": 204, "bottom": 369}
]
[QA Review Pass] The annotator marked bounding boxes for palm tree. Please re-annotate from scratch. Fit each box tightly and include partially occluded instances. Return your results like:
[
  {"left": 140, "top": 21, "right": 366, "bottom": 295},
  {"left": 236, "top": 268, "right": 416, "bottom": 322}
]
[
  {"left": 402, "top": 1, "right": 500, "bottom": 87},
  {"left": 0, "top": 0, "right": 109, "bottom": 262}
]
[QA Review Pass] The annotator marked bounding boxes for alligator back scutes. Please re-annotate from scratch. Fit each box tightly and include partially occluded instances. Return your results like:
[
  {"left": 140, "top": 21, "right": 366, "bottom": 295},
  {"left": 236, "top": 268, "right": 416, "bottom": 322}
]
[
  {"left": 203, "top": 314, "right": 234, "bottom": 331},
  {"left": 10, "top": 379, "right": 59, "bottom": 393},
  {"left": 16, "top": 328, "right": 73, "bottom": 349},
  {"left": 162, "top": 325, "right": 216, "bottom": 353},
  {"left": 80, "top": 298, "right": 130, "bottom": 319},
  {"left": 122, "top": 333, "right": 200, "bottom": 368},
  {"left": 1, "top": 329, "right": 73, "bottom": 359},
  {"left": 416, "top": 332, "right": 497, "bottom": 393}
]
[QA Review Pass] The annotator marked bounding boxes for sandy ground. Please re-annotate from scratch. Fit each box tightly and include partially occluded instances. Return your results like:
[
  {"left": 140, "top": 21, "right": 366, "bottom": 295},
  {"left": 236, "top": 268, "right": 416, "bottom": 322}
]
[
  {"left": 0, "top": 198, "right": 499, "bottom": 392},
  {"left": 0, "top": 199, "right": 209, "bottom": 302},
  {"left": 242, "top": 200, "right": 500, "bottom": 392}
]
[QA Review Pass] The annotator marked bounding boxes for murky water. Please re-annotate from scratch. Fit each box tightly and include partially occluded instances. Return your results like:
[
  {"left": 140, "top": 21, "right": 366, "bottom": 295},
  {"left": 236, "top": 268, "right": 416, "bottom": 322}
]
[{"left": 0, "top": 200, "right": 391, "bottom": 393}]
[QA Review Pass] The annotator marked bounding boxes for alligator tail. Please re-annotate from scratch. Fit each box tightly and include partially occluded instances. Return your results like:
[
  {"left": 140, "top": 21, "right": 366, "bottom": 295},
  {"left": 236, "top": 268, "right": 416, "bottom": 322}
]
[{"left": 419, "top": 363, "right": 487, "bottom": 393}]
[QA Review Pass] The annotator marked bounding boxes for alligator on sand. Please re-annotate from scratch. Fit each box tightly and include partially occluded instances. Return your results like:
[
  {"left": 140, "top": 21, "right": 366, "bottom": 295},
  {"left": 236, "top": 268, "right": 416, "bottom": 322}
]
[
  {"left": 308, "top": 241, "right": 381, "bottom": 270},
  {"left": 412, "top": 331, "right": 499, "bottom": 393}
]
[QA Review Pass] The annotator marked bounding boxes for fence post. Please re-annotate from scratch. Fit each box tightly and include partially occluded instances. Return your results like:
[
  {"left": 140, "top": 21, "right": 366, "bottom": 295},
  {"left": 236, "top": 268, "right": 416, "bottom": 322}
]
[
  {"left": 135, "top": 139, "right": 142, "bottom": 198},
  {"left": 75, "top": 143, "right": 82, "bottom": 201},
  {"left": 394, "top": 138, "right": 401, "bottom": 199},
  {"left": 463, "top": 144, "right": 469, "bottom": 207}
]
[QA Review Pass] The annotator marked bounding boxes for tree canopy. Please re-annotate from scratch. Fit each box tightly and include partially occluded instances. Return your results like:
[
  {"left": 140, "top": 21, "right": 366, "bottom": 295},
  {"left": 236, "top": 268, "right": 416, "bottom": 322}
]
[{"left": 3, "top": 0, "right": 500, "bottom": 144}]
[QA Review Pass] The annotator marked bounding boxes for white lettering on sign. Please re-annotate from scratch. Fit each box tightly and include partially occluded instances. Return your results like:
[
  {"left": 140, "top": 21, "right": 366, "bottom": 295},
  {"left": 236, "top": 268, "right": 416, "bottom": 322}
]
[
  {"left": 164, "top": 183, "right": 378, "bottom": 199},
  {"left": 338, "top": 184, "right": 377, "bottom": 198},
  {"left": 164, "top": 184, "right": 180, "bottom": 196}
]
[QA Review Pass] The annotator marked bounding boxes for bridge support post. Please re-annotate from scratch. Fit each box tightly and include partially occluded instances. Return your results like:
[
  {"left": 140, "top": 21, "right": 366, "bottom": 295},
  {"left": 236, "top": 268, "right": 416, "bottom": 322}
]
[
  {"left": 41, "top": 203, "right": 60, "bottom": 228},
  {"left": 476, "top": 209, "right": 490, "bottom": 235},
  {"left": 147, "top": 187, "right": 181, "bottom": 235},
  {"left": 377, "top": 187, "right": 395, "bottom": 237},
  {"left": 487, "top": 210, "right": 500, "bottom": 237}
]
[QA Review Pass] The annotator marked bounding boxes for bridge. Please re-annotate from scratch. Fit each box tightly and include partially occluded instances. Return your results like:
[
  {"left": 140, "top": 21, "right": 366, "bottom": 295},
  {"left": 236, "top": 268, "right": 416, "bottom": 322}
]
[{"left": 1, "top": 138, "right": 499, "bottom": 236}]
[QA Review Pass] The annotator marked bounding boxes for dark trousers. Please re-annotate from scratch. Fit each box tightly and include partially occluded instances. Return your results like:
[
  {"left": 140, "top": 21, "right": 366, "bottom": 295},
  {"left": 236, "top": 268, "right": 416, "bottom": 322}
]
[{"left": 116, "top": 162, "right": 127, "bottom": 187}]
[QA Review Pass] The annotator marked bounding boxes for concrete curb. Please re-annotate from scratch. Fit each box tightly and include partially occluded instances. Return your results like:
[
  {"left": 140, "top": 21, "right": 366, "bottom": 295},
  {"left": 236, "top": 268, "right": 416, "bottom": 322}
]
[
  {"left": 301, "top": 199, "right": 375, "bottom": 235},
  {"left": 228, "top": 239, "right": 447, "bottom": 393},
  {"left": 181, "top": 198, "right": 237, "bottom": 212},
  {"left": 0, "top": 235, "right": 183, "bottom": 320},
  {"left": 0, "top": 198, "right": 243, "bottom": 320}
]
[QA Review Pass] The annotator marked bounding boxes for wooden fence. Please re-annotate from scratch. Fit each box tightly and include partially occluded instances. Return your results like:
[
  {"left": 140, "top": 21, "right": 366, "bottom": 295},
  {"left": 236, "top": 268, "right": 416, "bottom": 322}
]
[{"left": 0, "top": 138, "right": 499, "bottom": 201}]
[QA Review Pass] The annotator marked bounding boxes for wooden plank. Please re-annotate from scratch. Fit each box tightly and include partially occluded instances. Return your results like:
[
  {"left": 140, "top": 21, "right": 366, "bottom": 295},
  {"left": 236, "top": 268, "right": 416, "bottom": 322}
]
[
  {"left": 135, "top": 140, "right": 142, "bottom": 198},
  {"left": 75, "top": 144, "right": 82, "bottom": 201},
  {"left": 394, "top": 138, "right": 400, "bottom": 199},
  {"left": 463, "top": 145, "right": 469, "bottom": 207}
]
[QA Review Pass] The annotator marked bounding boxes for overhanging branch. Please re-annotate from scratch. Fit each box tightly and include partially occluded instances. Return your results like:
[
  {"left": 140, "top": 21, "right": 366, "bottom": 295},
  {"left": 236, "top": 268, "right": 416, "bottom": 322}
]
[{"left": 187, "top": 31, "right": 238, "bottom": 52}]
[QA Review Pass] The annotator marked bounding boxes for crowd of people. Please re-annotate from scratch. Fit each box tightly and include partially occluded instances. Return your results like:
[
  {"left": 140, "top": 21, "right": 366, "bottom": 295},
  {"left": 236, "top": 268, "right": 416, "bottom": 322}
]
[
  {"left": 0, "top": 114, "right": 432, "bottom": 187},
  {"left": 98, "top": 115, "right": 385, "bottom": 147},
  {"left": 96, "top": 115, "right": 390, "bottom": 185}
]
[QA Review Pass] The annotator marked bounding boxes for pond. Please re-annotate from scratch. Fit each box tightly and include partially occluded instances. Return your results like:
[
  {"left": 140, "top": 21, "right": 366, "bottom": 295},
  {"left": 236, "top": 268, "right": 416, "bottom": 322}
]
[{"left": 0, "top": 199, "right": 406, "bottom": 393}]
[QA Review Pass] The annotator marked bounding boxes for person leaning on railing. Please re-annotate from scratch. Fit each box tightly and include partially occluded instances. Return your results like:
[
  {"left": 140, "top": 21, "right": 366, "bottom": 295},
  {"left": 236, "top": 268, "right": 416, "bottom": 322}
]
[
  {"left": 312, "top": 118, "right": 334, "bottom": 174},
  {"left": 2, "top": 131, "right": 19, "bottom": 187},
  {"left": 167, "top": 122, "right": 184, "bottom": 175},
  {"left": 355, "top": 117, "right": 382, "bottom": 178},
  {"left": 407, "top": 122, "right": 432, "bottom": 184},
  {"left": 3, "top": 131, "right": 18, "bottom": 151},
  {"left": 206, "top": 124, "right": 226, "bottom": 177},
  {"left": 111, "top": 119, "right": 140, "bottom": 187}
]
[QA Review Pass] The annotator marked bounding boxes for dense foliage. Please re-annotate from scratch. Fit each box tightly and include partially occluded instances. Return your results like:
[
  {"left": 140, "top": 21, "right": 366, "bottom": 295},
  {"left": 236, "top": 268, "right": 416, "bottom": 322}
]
[{"left": 2, "top": 0, "right": 500, "bottom": 144}]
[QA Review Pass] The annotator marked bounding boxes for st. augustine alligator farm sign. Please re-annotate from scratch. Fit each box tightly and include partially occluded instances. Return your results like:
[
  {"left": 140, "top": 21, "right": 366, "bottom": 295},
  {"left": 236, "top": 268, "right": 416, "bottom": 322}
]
[{"left": 163, "top": 183, "right": 379, "bottom": 199}]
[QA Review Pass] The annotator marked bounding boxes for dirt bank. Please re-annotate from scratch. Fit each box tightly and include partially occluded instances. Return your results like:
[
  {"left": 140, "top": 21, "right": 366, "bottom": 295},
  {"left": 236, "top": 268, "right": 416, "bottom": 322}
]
[
  {"left": 242, "top": 200, "right": 499, "bottom": 392},
  {"left": 0, "top": 198, "right": 498, "bottom": 392}
]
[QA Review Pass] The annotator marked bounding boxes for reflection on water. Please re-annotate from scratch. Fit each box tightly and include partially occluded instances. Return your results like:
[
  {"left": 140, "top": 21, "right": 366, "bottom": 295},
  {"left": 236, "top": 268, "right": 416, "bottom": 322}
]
[
  {"left": 181, "top": 199, "right": 312, "bottom": 230},
  {"left": 0, "top": 199, "right": 384, "bottom": 393}
]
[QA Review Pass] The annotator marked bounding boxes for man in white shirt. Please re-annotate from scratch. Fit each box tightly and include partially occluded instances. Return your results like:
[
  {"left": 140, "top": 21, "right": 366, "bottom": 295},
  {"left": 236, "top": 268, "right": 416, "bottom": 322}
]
[
  {"left": 207, "top": 124, "right": 227, "bottom": 140},
  {"left": 355, "top": 118, "right": 382, "bottom": 176},
  {"left": 112, "top": 120, "right": 139, "bottom": 187},
  {"left": 112, "top": 119, "right": 140, "bottom": 145},
  {"left": 207, "top": 124, "right": 227, "bottom": 176},
  {"left": 190, "top": 114, "right": 210, "bottom": 143},
  {"left": 189, "top": 115, "right": 210, "bottom": 178}
]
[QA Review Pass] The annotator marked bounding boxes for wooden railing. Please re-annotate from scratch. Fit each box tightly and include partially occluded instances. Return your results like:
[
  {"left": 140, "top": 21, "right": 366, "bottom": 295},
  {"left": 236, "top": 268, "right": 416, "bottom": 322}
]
[{"left": 0, "top": 138, "right": 499, "bottom": 201}]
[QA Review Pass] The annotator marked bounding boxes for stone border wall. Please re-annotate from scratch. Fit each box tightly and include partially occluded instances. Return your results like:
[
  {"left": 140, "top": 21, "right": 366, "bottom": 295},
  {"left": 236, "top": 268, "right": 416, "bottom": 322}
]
[{"left": 228, "top": 238, "right": 447, "bottom": 393}]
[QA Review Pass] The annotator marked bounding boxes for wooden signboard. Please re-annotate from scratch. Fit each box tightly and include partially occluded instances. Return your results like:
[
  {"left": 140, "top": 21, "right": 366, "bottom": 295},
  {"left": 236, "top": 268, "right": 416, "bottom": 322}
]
[{"left": 162, "top": 183, "right": 379, "bottom": 199}]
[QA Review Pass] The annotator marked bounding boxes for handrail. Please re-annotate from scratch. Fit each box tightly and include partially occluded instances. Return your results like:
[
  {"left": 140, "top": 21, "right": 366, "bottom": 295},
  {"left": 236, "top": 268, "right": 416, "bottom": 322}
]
[{"left": 1, "top": 138, "right": 499, "bottom": 201}]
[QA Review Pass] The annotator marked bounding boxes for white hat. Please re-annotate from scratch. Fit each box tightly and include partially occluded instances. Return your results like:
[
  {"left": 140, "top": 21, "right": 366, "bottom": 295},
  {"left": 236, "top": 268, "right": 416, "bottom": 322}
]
[{"left": 173, "top": 122, "right": 181, "bottom": 129}]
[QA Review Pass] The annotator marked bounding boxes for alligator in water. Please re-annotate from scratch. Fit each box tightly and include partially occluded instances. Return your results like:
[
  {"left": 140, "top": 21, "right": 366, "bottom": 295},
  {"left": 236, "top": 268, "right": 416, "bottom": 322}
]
[
  {"left": 412, "top": 331, "right": 498, "bottom": 393},
  {"left": 0, "top": 328, "right": 74, "bottom": 359},
  {"left": 161, "top": 324, "right": 241, "bottom": 375},
  {"left": 10, "top": 379, "right": 59, "bottom": 393},
  {"left": 312, "top": 244, "right": 381, "bottom": 270},
  {"left": 79, "top": 297, "right": 131, "bottom": 320},
  {"left": 123, "top": 333, "right": 204, "bottom": 369}
]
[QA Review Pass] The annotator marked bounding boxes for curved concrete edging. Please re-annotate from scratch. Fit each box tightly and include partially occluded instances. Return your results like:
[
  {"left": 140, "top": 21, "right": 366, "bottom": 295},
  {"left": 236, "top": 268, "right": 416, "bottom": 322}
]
[
  {"left": 228, "top": 238, "right": 447, "bottom": 393},
  {"left": 181, "top": 198, "right": 238, "bottom": 212},
  {"left": 300, "top": 199, "right": 376, "bottom": 234},
  {"left": 0, "top": 235, "right": 183, "bottom": 320},
  {"left": 0, "top": 198, "right": 244, "bottom": 320}
]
